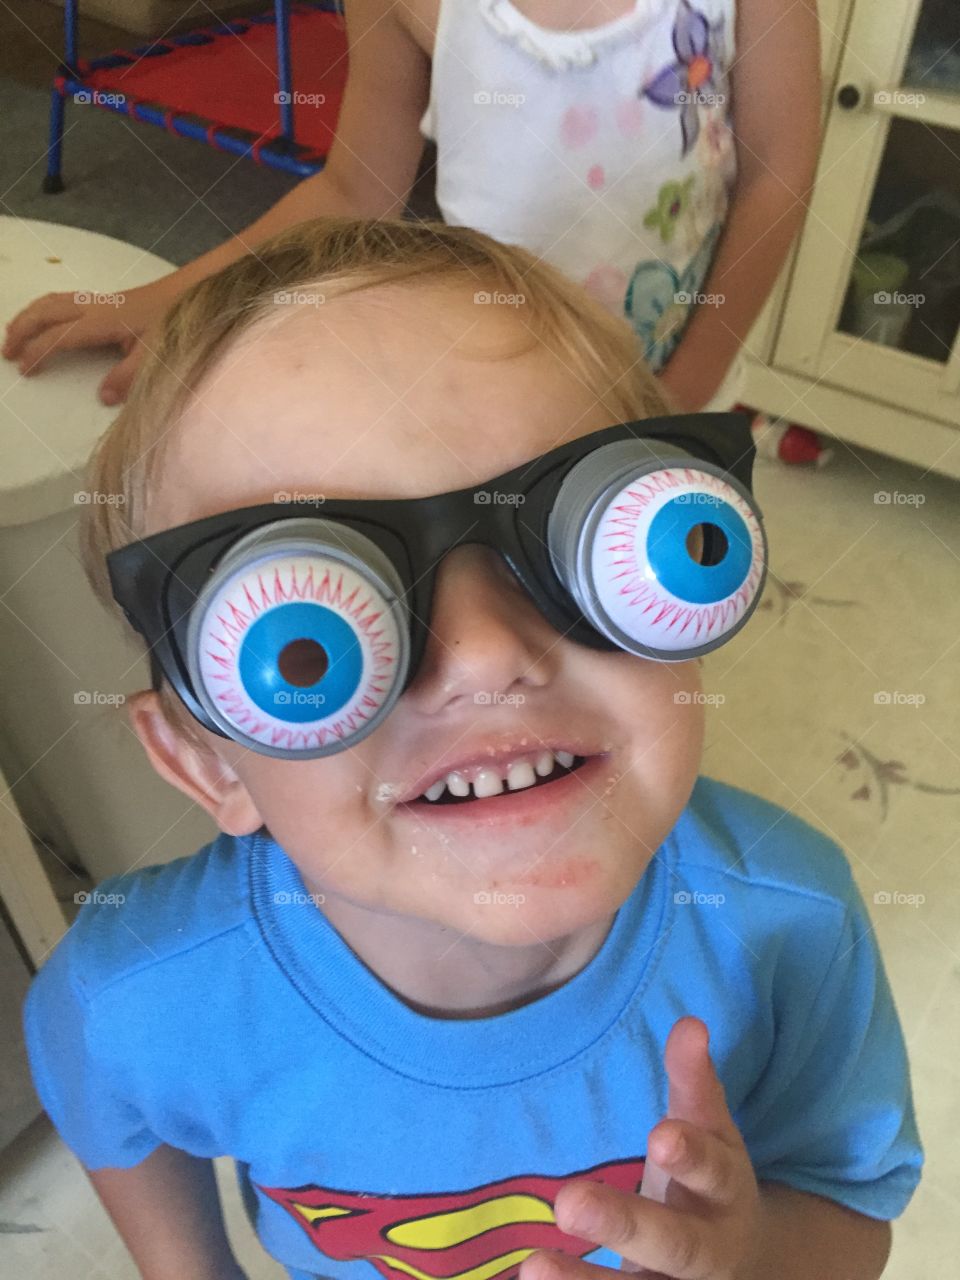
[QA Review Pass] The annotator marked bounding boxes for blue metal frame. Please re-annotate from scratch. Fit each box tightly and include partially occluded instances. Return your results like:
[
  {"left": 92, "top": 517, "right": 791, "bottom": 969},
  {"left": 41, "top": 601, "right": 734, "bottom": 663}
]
[
  {"left": 44, "top": 0, "right": 342, "bottom": 191},
  {"left": 275, "top": 0, "right": 294, "bottom": 142},
  {"left": 42, "top": 0, "right": 78, "bottom": 190}
]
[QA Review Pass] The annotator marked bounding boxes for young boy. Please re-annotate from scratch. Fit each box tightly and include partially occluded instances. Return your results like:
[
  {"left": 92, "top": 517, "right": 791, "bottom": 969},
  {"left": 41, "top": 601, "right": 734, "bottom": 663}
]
[{"left": 23, "top": 217, "right": 921, "bottom": 1280}]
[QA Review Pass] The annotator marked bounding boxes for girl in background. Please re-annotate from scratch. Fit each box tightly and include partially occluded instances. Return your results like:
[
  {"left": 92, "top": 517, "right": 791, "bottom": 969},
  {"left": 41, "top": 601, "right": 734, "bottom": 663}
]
[{"left": 4, "top": 0, "right": 820, "bottom": 414}]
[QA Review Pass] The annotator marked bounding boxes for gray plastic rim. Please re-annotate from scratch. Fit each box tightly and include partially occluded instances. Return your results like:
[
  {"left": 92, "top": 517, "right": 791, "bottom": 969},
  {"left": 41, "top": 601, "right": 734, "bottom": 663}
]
[{"left": 185, "top": 517, "right": 411, "bottom": 759}]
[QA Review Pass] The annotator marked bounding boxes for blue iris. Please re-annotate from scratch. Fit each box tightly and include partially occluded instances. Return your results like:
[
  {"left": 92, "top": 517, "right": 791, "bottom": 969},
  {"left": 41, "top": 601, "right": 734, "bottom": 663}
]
[
  {"left": 238, "top": 602, "right": 363, "bottom": 721},
  {"left": 646, "top": 496, "right": 751, "bottom": 603}
]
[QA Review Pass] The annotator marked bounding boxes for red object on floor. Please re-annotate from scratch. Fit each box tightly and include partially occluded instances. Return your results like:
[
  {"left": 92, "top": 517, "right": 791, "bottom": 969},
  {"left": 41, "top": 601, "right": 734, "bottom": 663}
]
[
  {"left": 734, "top": 404, "right": 833, "bottom": 467},
  {"left": 82, "top": 6, "right": 348, "bottom": 158},
  {"left": 778, "top": 423, "right": 830, "bottom": 465}
]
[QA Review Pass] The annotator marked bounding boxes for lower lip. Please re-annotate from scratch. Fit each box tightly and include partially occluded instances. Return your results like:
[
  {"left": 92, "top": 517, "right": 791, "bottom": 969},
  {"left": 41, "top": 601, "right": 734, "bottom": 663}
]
[{"left": 395, "top": 753, "right": 613, "bottom": 829}]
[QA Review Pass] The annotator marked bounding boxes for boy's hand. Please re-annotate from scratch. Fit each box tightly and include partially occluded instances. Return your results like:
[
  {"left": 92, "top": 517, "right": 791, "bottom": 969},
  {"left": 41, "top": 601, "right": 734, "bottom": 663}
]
[{"left": 522, "top": 1017, "right": 762, "bottom": 1280}]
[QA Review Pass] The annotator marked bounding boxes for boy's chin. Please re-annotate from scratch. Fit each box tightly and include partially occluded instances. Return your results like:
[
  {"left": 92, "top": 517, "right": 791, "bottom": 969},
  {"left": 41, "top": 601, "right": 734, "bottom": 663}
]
[{"left": 456, "top": 880, "right": 628, "bottom": 948}]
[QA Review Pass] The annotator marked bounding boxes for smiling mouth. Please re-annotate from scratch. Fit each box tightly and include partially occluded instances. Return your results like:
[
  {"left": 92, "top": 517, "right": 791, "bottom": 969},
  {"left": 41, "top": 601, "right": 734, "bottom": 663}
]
[{"left": 411, "top": 752, "right": 591, "bottom": 806}]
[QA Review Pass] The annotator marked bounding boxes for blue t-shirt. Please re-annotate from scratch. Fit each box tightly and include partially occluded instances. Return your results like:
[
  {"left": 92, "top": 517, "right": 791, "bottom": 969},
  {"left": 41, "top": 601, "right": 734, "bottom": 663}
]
[{"left": 23, "top": 777, "right": 923, "bottom": 1280}]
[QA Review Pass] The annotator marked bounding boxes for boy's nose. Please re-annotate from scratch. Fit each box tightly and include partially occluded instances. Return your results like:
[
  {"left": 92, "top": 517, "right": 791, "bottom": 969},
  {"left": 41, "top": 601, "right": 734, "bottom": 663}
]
[{"left": 403, "top": 545, "right": 558, "bottom": 715}]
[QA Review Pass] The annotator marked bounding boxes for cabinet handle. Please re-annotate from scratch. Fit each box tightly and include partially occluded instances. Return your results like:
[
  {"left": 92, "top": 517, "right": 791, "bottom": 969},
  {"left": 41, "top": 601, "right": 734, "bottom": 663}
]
[{"left": 837, "top": 83, "right": 862, "bottom": 110}]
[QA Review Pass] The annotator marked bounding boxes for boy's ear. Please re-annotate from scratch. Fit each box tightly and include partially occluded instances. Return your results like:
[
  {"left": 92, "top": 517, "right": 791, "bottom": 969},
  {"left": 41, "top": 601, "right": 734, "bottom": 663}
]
[{"left": 125, "top": 690, "right": 264, "bottom": 837}]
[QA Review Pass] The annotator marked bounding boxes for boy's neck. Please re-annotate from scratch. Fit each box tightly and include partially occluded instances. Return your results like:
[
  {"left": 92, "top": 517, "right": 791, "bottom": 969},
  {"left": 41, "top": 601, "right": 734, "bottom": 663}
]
[{"left": 310, "top": 885, "right": 617, "bottom": 1020}]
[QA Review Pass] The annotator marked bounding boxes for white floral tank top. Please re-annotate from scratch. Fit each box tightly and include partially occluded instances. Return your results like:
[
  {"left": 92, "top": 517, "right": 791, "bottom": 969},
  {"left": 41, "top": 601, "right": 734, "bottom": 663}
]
[{"left": 421, "top": 0, "right": 738, "bottom": 372}]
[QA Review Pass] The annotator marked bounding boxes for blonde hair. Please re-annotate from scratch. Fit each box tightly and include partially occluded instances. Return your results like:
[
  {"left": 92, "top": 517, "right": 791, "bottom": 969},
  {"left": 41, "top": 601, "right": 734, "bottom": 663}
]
[{"left": 79, "top": 216, "right": 671, "bottom": 749}]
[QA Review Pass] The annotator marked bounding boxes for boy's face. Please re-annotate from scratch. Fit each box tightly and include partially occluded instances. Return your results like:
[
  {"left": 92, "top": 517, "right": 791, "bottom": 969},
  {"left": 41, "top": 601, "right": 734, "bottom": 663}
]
[{"left": 137, "top": 281, "right": 705, "bottom": 946}]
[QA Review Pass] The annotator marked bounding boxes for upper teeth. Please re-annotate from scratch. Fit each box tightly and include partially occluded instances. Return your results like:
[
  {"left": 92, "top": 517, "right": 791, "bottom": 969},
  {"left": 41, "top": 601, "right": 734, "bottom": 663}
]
[{"left": 421, "top": 750, "right": 577, "bottom": 802}]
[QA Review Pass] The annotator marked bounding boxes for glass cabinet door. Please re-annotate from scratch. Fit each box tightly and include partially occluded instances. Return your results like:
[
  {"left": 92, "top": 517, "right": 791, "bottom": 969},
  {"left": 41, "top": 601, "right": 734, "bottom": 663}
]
[
  {"left": 775, "top": 0, "right": 960, "bottom": 424},
  {"left": 836, "top": 115, "right": 960, "bottom": 365},
  {"left": 903, "top": 0, "right": 960, "bottom": 95},
  {"left": 837, "top": 0, "right": 960, "bottom": 365}
]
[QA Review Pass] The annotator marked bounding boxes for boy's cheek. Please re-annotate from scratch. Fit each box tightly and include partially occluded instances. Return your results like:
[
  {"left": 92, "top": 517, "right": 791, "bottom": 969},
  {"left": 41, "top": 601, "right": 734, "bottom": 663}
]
[
  {"left": 232, "top": 764, "right": 365, "bottom": 871},
  {"left": 597, "top": 659, "right": 705, "bottom": 830},
  {"left": 596, "top": 655, "right": 705, "bottom": 755}
]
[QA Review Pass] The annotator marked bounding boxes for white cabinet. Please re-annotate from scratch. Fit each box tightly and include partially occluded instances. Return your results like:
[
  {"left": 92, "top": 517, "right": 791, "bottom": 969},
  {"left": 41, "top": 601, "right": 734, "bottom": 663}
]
[{"left": 741, "top": 0, "right": 960, "bottom": 476}]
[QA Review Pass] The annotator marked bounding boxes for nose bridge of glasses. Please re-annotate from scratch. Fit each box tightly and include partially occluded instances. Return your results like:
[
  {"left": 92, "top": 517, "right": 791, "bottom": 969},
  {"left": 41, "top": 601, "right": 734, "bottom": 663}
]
[{"left": 394, "top": 476, "right": 557, "bottom": 687}]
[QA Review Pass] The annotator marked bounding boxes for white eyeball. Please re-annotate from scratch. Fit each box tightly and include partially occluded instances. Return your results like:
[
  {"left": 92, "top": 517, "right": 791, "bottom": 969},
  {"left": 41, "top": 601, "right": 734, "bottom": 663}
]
[
  {"left": 186, "top": 521, "right": 408, "bottom": 758},
  {"left": 549, "top": 442, "right": 766, "bottom": 659}
]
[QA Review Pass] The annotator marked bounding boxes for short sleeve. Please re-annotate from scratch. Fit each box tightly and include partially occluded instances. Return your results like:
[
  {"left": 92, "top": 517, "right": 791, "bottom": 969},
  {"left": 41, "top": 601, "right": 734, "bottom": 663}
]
[
  {"left": 736, "top": 877, "right": 924, "bottom": 1220},
  {"left": 22, "top": 923, "right": 163, "bottom": 1170}
]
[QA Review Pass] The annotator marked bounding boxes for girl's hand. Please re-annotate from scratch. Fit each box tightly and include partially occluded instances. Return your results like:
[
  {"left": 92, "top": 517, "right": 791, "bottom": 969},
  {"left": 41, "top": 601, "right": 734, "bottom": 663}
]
[
  {"left": 2, "top": 274, "right": 182, "bottom": 404},
  {"left": 522, "top": 1017, "right": 762, "bottom": 1280}
]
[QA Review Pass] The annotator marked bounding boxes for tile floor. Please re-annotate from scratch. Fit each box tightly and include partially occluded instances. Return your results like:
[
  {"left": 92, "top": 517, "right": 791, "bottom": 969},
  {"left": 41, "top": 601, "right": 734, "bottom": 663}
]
[{"left": 1, "top": 435, "right": 958, "bottom": 1276}]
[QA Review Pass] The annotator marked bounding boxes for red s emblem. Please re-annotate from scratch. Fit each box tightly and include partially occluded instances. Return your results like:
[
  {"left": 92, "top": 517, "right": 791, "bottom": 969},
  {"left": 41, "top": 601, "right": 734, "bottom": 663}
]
[{"left": 258, "top": 1157, "right": 645, "bottom": 1280}]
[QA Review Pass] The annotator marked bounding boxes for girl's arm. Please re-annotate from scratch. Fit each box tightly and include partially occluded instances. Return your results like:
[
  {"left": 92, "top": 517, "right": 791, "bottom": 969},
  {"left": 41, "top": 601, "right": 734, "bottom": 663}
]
[
  {"left": 3, "top": 0, "right": 431, "bottom": 400},
  {"left": 657, "top": 0, "right": 822, "bottom": 411},
  {"left": 87, "top": 1144, "right": 249, "bottom": 1280}
]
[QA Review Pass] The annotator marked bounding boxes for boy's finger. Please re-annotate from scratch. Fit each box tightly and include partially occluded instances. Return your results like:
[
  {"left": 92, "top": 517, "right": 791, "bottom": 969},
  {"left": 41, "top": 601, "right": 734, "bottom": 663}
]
[
  {"left": 527, "top": 1250, "right": 668, "bottom": 1280},
  {"left": 3, "top": 293, "right": 77, "bottom": 357},
  {"left": 648, "top": 1119, "right": 744, "bottom": 1208},
  {"left": 664, "top": 1017, "right": 737, "bottom": 1140},
  {"left": 553, "top": 1181, "right": 712, "bottom": 1280}
]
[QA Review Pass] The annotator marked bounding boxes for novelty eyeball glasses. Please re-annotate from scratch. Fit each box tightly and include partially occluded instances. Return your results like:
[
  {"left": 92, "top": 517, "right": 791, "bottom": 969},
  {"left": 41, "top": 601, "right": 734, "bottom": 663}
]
[{"left": 107, "top": 412, "right": 768, "bottom": 760}]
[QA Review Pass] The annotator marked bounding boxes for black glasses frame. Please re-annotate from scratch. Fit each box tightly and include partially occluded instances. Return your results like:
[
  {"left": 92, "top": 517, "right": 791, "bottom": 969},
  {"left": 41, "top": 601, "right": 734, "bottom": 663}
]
[{"left": 107, "top": 412, "right": 758, "bottom": 741}]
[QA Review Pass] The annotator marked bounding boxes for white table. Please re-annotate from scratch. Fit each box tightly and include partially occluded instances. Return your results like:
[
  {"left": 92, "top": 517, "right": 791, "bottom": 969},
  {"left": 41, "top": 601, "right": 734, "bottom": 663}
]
[
  {"left": 0, "top": 219, "right": 216, "bottom": 942},
  {"left": 1, "top": 218, "right": 174, "bottom": 525}
]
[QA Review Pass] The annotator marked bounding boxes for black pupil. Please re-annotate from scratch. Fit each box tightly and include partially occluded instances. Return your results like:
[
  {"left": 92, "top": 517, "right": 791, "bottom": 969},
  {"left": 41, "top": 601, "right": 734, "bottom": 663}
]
[
  {"left": 687, "top": 522, "right": 728, "bottom": 566},
  {"left": 278, "top": 638, "right": 328, "bottom": 686}
]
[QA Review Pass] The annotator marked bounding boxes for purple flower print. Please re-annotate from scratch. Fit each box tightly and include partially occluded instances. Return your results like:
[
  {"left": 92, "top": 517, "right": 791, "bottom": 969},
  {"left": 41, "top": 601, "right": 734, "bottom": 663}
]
[{"left": 642, "top": 0, "right": 725, "bottom": 157}]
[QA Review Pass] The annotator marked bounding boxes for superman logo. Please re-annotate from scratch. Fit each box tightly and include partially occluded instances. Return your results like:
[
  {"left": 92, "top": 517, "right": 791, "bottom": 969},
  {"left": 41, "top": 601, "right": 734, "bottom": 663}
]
[{"left": 258, "top": 1156, "right": 645, "bottom": 1280}]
